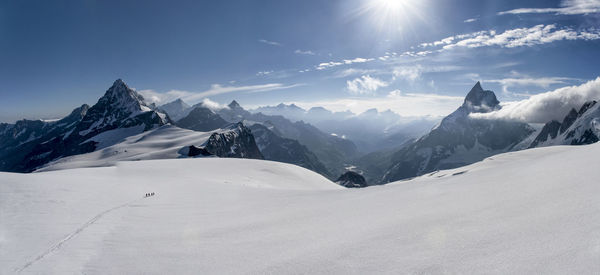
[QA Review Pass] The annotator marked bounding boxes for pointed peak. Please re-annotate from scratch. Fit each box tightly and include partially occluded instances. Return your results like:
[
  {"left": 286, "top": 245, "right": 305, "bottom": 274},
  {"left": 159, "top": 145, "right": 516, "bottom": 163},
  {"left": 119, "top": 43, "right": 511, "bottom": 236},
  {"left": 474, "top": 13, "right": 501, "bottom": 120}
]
[
  {"left": 100, "top": 78, "right": 148, "bottom": 111},
  {"left": 112, "top": 78, "right": 127, "bottom": 88},
  {"left": 228, "top": 100, "right": 241, "bottom": 109},
  {"left": 462, "top": 81, "right": 499, "bottom": 112}
]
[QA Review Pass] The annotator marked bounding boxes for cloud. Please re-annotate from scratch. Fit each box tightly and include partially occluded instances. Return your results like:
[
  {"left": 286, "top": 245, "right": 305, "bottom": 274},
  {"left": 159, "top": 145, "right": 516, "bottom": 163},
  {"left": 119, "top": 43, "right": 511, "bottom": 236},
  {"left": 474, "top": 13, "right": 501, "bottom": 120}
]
[
  {"left": 470, "top": 77, "right": 600, "bottom": 123},
  {"left": 256, "top": 71, "right": 274, "bottom": 76},
  {"left": 333, "top": 68, "right": 379, "bottom": 78},
  {"left": 258, "top": 39, "right": 282, "bottom": 46},
  {"left": 498, "top": 0, "right": 600, "bottom": 15},
  {"left": 346, "top": 75, "right": 388, "bottom": 95},
  {"left": 393, "top": 66, "right": 422, "bottom": 82},
  {"left": 294, "top": 49, "right": 316, "bottom": 55},
  {"left": 316, "top": 57, "right": 374, "bottom": 70},
  {"left": 464, "top": 18, "right": 478, "bottom": 23},
  {"left": 419, "top": 24, "right": 600, "bottom": 51},
  {"left": 138, "top": 83, "right": 300, "bottom": 105},
  {"left": 199, "top": 98, "right": 227, "bottom": 111},
  {"left": 485, "top": 76, "right": 575, "bottom": 88}
]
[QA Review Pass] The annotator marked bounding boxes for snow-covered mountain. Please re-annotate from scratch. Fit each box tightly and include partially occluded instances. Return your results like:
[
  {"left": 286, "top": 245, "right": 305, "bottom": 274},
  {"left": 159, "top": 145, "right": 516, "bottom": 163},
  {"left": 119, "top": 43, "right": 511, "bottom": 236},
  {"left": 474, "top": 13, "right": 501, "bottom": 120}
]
[
  {"left": 39, "top": 122, "right": 263, "bottom": 171},
  {"left": 381, "top": 82, "right": 534, "bottom": 183},
  {"left": 0, "top": 79, "right": 169, "bottom": 172},
  {"left": 158, "top": 98, "right": 192, "bottom": 121},
  {"left": 528, "top": 100, "right": 599, "bottom": 147},
  {"left": 176, "top": 104, "right": 228, "bottom": 131},
  {"left": 3, "top": 140, "right": 599, "bottom": 273}
]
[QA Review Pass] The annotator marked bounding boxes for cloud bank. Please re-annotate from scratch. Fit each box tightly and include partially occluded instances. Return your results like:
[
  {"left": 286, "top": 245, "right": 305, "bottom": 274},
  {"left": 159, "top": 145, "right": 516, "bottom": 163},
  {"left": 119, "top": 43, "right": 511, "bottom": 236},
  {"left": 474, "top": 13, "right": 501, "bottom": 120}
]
[
  {"left": 499, "top": 0, "right": 600, "bottom": 15},
  {"left": 471, "top": 77, "right": 600, "bottom": 123},
  {"left": 420, "top": 24, "right": 600, "bottom": 51}
]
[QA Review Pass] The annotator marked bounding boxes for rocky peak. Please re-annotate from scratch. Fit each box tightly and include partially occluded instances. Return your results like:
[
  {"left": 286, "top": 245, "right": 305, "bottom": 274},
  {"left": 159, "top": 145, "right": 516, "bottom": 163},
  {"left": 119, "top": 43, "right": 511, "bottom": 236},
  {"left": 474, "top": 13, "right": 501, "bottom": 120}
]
[
  {"left": 228, "top": 100, "right": 241, "bottom": 109},
  {"left": 462, "top": 81, "right": 500, "bottom": 112},
  {"left": 578, "top": 100, "right": 597, "bottom": 116},
  {"left": 99, "top": 79, "right": 148, "bottom": 112}
]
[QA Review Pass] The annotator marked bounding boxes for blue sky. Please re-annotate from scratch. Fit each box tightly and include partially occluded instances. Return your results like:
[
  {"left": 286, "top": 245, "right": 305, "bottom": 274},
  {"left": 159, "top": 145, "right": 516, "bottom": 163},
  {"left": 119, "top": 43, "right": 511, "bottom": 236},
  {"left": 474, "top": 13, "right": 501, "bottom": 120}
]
[{"left": 1, "top": 0, "right": 599, "bottom": 122}]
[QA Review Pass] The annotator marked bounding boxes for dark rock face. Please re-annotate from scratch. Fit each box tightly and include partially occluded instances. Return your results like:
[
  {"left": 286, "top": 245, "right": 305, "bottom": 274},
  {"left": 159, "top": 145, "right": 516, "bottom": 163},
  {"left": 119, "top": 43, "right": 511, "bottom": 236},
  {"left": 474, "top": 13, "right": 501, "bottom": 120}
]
[
  {"left": 571, "top": 129, "right": 599, "bottom": 145},
  {"left": 529, "top": 100, "right": 600, "bottom": 148},
  {"left": 249, "top": 123, "right": 332, "bottom": 178},
  {"left": 0, "top": 79, "right": 169, "bottom": 172},
  {"left": 336, "top": 171, "right": 368, "bottom": 188},
  {"left": 382, "top": 82, "right": 533, "bottom": 183},
  {"left": 176, "top": 106, "right": 228, "bottom": 132},
  {"left": 559, "top": 109, "right": 578, "bottom": 134},
  {"left": 185, "top": 145, "right": 213, "bottom": 157},
  {"left": 530, "top": 120, "right": 561, "bottom": 148},
  {"left": 202, "top": 122, "right": 264, "bottom": 159},
  {"left": 578, "top": 100, "right": 597, "bottom": 116}
]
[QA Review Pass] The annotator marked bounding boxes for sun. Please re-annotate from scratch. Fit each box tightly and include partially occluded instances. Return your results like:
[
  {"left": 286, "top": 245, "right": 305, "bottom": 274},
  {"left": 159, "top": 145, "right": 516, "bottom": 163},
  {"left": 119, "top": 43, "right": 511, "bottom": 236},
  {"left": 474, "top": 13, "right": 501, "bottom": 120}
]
[
  {"left": 372, "top": 0, "right": 407, "bottom": 12},
  {"left": 356, "top": 0, "right": 427, "bottom": 35}
]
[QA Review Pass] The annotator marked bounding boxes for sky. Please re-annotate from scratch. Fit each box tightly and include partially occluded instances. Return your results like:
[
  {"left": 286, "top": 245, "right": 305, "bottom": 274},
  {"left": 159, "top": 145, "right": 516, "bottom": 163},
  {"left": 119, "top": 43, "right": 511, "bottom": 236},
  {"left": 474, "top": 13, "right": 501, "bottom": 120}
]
[{"left": 1, "top": 0, "right": 599, "bottom": 122}]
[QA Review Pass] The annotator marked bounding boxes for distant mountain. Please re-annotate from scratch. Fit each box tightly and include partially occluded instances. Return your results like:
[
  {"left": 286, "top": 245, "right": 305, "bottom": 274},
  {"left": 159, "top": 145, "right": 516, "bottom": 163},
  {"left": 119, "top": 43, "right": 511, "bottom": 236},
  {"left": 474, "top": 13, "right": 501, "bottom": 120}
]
[
  {"left": 217, "top": 101, "right": 359, "bottom": 177},
  {"left": 528, "top": 100, "right": 599, "bottom": 147},
  {"left": 0, "top": 79, "right": 170, "bottom": 172},
  {"left": 251, "top": 103, "right": 437, "bottom": 153},
  {"left": 381, "top": 82, "right": 534, "bottom": 183},
  {"left": 176, "top": 105, "right": 228, "bottom": 132},
  {"left": 159, "top": 98, "right": 192, "bottom": 121},
  {"left": 249, "top": 123, "right": 331, "bottom": 178},
  {"left": 254, "top": 103, "right": 307, "bottom": 121}
]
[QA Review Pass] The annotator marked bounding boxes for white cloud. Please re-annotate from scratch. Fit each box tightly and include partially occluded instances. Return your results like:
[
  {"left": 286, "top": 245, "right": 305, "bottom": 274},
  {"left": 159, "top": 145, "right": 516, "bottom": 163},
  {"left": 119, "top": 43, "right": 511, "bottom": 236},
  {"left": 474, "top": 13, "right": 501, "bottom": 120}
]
[
  {"left": 316, "top": 57, "right": 374, "bottom": 70},
  {"left": 419, "top": 24, "right": 600, "bottom": 51},
  {"left": 138, "top": 83, "right": 300, "bottom": 105},
  {"left": 199, "top": 98, "right": 227, "bottom": 111},
  {"left": 498, "top": 0, "right": 600, "bottom": 15},
  {"left": 294, "top": 49, "right": 316, "bottom": 55},
  {"left": 393, "top": 66, "right": 422, "bottom": 82},
  {"left": 464, "top": 18, "right": 478, "bottom": 23},
  {"left": 333, "top": 68, "right": 379, "bottom": 78},
  {"left": 346, "top": 75, "right": 388, "bottom": 95},
  {"left": 485, "top": 76, "right": 575, "bottom": 88},
  {"left": 256, "top": 71, "right": 274, "bottom": 76},
  {"left": 258, "top": 39, "right": 282, "bottom": 46},
  {"left": 470, "top": 77, "right": 600, "bottom": 123}
]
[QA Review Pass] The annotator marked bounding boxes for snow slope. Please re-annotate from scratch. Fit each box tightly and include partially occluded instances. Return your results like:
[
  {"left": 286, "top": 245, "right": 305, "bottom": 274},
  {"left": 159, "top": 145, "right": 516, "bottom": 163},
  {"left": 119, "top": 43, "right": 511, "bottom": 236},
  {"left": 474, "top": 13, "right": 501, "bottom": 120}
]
[
  {"left": 2, "top": 144, "right": 600, "bottom": 273},
  {"left": 38, "top": 125, "right": 214, "bottom": 171}
]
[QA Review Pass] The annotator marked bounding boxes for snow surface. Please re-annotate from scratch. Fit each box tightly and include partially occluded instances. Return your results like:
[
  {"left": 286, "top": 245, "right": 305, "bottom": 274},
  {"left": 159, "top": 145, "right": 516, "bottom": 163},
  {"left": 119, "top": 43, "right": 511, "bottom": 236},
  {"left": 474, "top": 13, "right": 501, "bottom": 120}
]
[
  {"left": 2, "top": 144, "right": 600, "bottom": 273},
  {"left": 38, "top": 125, "right": 213, "bottom": 172}
]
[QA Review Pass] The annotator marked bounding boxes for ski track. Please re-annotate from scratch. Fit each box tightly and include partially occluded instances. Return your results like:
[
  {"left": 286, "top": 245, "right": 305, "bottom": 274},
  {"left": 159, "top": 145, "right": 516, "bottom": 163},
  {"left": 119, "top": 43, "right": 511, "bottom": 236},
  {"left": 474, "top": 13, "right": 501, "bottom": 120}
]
[{"left": 15, "top": 196, "right": 147, "bottom": 273}]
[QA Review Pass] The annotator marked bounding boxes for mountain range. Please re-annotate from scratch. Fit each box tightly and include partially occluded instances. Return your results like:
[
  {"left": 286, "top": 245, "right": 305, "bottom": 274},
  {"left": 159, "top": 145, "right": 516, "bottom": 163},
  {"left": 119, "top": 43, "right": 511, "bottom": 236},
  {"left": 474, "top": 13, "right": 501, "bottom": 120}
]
[{"left": 1, "top": 79, "right": 599, "bottom": 188}]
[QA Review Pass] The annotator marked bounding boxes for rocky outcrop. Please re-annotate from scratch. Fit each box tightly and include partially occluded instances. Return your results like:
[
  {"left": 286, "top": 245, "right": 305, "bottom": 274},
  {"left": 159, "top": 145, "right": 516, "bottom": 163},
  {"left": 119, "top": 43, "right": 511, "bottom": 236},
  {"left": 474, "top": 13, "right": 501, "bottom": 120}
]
[{"left": 335, "top": 171, "right": 368, "bottom": 188}]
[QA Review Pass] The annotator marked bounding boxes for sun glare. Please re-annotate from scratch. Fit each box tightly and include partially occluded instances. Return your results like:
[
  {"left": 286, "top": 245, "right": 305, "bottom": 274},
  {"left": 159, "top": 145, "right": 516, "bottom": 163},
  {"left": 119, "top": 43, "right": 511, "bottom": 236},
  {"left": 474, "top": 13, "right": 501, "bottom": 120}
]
[{"left": 356, "top": 0, "right": 427, "bottom": 36}]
